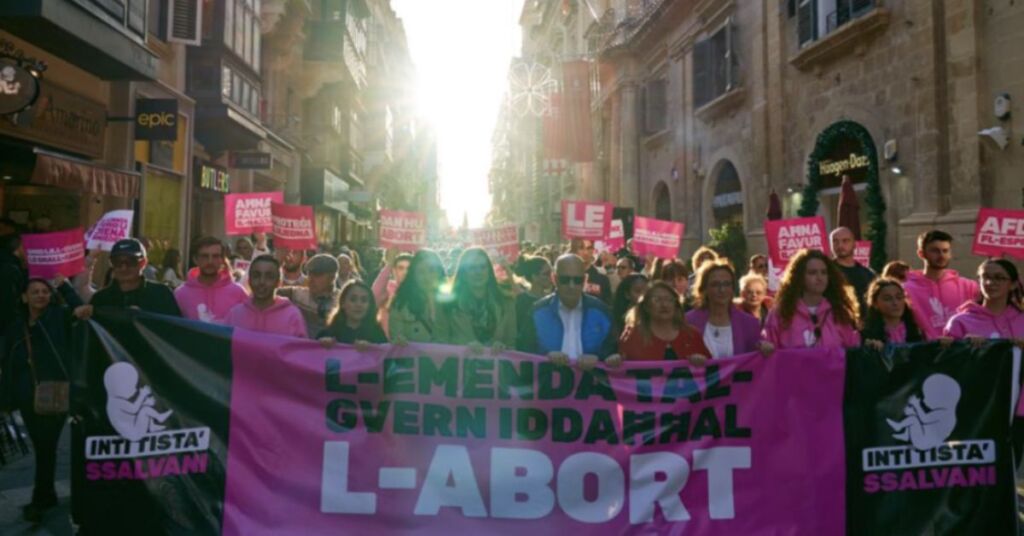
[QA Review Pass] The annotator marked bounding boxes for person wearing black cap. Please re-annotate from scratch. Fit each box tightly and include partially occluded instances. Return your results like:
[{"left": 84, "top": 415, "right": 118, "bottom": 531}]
[{"left": 84, "top": 239, "right": 181, "bottom": 315}]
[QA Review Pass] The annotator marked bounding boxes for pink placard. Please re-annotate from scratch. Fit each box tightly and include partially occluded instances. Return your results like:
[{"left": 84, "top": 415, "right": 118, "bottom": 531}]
[
  {"left": 225, "top": 191, "right": 284, "bottom": 235},
  {"left": 271, "top": 203, "right": 317, "bottom": 250},
  {"left": 23, "top": 228, "right": 86, "bottom": 278},
  {"left": 380, "top": 210, "right": 427, "bottom": 251},
  {"left": 561, "top": 200, "right": 612, "bottom": 240},
  {"left": 632, "top": 216, "right": 684, "bottom": 259},
  {"left": 596, "top": 219, "right": 625, "bottom": 253},
  {"left": 84, "top": 210, "right": 134, "bottom": 251},
  {"left": 972, "top": 207, "right": 1024, "bottom": 259},
  {"left": 854, "top": 240, "right": 871, "bottom": 267},
  {"left": 221, "top": 338, "right": 847, "bottom": 535},
  {"left": 764, "top": 216, "right": 830, "bottom": 267},
  {"left": 468, "top": 226, "right": 519, "bottom": 262}
]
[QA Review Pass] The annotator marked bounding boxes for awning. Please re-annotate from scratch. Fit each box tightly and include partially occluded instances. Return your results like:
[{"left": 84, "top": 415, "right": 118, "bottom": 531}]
[{"left": 30, "top": 150, "right": 140, "bottom": 198}]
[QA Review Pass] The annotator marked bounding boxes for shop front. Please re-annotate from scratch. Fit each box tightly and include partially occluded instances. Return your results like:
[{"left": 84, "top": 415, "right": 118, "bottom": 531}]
[
  {"left": 191, "top": 159, "right": 230, "bottom": 241},
  {"left": 302, "top": 167, "right": 352, "bottom": 249}
]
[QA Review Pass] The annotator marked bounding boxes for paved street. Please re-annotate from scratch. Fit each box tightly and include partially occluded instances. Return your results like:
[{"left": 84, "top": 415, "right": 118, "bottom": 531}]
[{"left": 0, "top": 418, "right": 72, "bottom": 536}]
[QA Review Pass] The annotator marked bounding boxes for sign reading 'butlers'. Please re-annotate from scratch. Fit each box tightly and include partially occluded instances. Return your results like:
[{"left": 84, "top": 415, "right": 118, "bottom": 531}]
[{"left": 379, "top": 210, "right": 427, "bottom": 251}]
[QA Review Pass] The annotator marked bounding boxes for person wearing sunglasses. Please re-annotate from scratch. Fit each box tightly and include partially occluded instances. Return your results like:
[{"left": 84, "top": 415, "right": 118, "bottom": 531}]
[
  {"left": 943, "top": 259, "right": 1024, "bottom": 346},
  {"left": 83, "top": 239, "right": 181, "bottom": 316},
  {"left": 762, "top": 249, "right": 860, "bottom": 350},
  {"left": 686, "top": 260, "right": 773, "bottom": 358},
  {"left": 518, "top": 254, "right": 616, "bottom": 369},
  {"left": 618, "top": 281, "right": 709, "bottom": 365}
]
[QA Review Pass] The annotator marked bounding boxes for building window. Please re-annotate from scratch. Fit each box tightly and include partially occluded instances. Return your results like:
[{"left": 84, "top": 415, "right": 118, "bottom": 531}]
[
  {"left": 221, "top": 66, "right": 232, "bottom": 97},
  {"left": 148, "top": 0, "right": 167, "bottom": 40},
  {"left": 693, "top": 19, "right": 737, "bottom": 109},
  {"left": 796, "top": 0, "right": 876, "bottom": 47},
  {"left": 642, "top": 78, "right": 667, "bottom": 134},
  {"left": 224, "top": 0, "right": 234, "bottom": 46},
  {"left": 712, "top": 161, "right": 743, "bottom": 226}
]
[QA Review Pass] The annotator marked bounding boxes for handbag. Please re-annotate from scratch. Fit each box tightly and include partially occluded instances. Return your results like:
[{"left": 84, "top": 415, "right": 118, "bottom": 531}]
[{"left": 23, "top": 323, "right": 70, "bottom": 415}]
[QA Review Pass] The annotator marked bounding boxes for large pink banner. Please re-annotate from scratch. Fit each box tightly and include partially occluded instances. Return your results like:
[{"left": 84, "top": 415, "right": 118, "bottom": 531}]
[
  {"left": 222, "top": 337, "right": 846, "bottom": 535},
  {"left": 23, "top": 228, "right": 86, "bottom": 278},
  {"left": 225, "top": 192, "right": 284, "bottom": 235},
  {"left": 468, "top": 226, "right": 519, "bottom": 262},
  {"left": 764, "top": 216, "right": 830, "bottom": 267},
  {"left": 271, "top": 202, "right": 317, "bottom": 250},
  {"left": 632, "top": 217, "right": 684, "bottom": 259},
  {"left": 972, "top": 207, "right": 1024, "bottom": 259},
  {"left": 562, "top": 200, "right": 612, "bottom": 240},
  {"left": 380, "top": 210, "right": 427, "bottom": 251}
]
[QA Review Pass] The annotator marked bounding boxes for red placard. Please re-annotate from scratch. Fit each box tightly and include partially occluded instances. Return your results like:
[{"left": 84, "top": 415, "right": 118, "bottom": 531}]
[
  {"left": 23, "top": 228, "right": 86, "bottom": 278},
  {"left": 468, "top": 226, "right": 519, "bottom": 262},
  {"left": 561, "top": 200, "right": 612, "bottom": 240},
  {"left": 596, "top": 219, "right": 625, "bottom": 253},
  {"left": 271, "top": 203, "right": 317, "bottom": 250},
  {"left": 379, "top": 210, "right": 427, "bottom": 251},
  {"left": 764, "top": 216, "right": 830, "bottom": 267},
  {"left": 225, "top": 191, "right": 284, "bottom": 235},
  {"left": 854, "top": 240, "right": 872, "bottom": 267},
  {"left": 972, "top": 208, "right": 1024, "bottom": 259},
  {"left": 632, "top": 216, "right": 684, "bottom": 259}
]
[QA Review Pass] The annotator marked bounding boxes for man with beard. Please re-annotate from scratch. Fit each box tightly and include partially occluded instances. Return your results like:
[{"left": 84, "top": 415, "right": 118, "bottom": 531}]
[
  {"left": 277, "top": 254, "right": 341, "bottom": 338},
  {"left": 279, "top": 248, "right": 307, "bottom": 286},
  {"left": 903, "top": 230, "right": 980, "bottom": 339},
  {"left": 830, "top": 226, "right": 876, "bottom": 314},
  {"left": 174, "top": 236, "right": 249, "bottom": 323}
]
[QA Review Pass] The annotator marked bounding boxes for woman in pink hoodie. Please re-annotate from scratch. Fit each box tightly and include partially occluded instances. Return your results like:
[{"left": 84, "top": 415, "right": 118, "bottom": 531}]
[
  {"left": 225, "top": 255, "right": 307, "bottom": 338},
  {"left": 762, "top": 249, "right": 861, "bottom": 350},
  {"left": 943, "top": 259, "right": 1024, "bottom": 344}
]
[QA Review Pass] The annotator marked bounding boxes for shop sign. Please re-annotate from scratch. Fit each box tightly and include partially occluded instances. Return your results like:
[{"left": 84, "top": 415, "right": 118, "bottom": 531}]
[
  {"left": 200, "top": 166, "right": 230, "bottom": 193},
  {"left": 230, "top": 152, "right": 272, "bottom": 170},
  {"left": 0, "top": 58, "right": 40, "bottom": 115},
  {"left": 135, "top": 99, "right": 178, "bottom": 141},
  {"left": 0, "top": 79, "right": 106, "bottom": 158},
  {"left": 818, "top": 152, "right": 870, "bottom": 177},
  {"left": 322, "top": 170, "right": 349, "bottom": 214}
]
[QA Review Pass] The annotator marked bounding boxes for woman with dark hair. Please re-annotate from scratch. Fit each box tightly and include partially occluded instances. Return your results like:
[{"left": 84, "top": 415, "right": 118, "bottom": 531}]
[
  {"left": 861, "top": 278, "right": 924, "bottom": 349},
  {"left": 611, "top": 273, "right": 649, "bottom": 338},
  {"left": 514, "top": 255, "right": 553, "bottom": 336},
  {"left": 1, "top": 275, "right": 86, "bottom": 522},
  {"left": 686, "top": 260, "right": 772, "bottom": 358},
  {"left": 762, "top": 249, "right": 861, "bottom": 349},
  {"left": 439, "top": 247, "right": 517, "bottom": 349},
  {"left": 880, "top": 260, "right": 911, "bottom": 283},
  {"left": 160, "top": 248, "right": 184, "bottom": 288},
  {"left": 388, "top": 249, "right": 446, "bottom": 344},
  {"left": 318, "top": 280, "right": 387, "bottom": 347},
  {"left": 618, "top": 281, "right": 710, "bottom": 365},
  {"left": 943, "top": 259, "right": 1024, "bottom": 344},
  {"left": 658, "top": 259, "right": 690, "bottom": 297}
]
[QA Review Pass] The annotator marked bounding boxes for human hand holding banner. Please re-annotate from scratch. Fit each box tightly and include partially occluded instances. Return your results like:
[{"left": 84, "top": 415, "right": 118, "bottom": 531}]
[
  {"left": 271, "top": 203, "right": 317, "bottom": 250},
  {"left": 225, "top": 191, "right": 284, "bottom": 235},
  {"left": 85, "top": 210, "right": 134, "bottom": 251},
  {"left": 562, "top": 200, "right": 612, "bottom": 240},
  {"left": 632, "top": 217, "right": 684, "bottom": 258},
  {"left": 23, "top": 228, "right": 86, "bottom": 278},
  {"left": 972, "top": 207, "right": 1024, "bottom": 259},
  {"left": 380, "top": 210, "right": 427, "bottom": 251}
]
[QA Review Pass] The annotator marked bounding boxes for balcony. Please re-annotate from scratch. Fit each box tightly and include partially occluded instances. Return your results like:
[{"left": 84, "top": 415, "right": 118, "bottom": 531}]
[{"left": 304, "top": 19, "right": 366, "bottom": 88}]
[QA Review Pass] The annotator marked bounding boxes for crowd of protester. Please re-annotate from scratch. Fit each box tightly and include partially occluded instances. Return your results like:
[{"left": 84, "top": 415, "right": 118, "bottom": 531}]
[{"left": 1, "top": 218, "right": 1023, "bottom": 524}]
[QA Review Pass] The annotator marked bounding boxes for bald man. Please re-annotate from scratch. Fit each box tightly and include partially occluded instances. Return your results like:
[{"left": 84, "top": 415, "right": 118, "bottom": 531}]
[
  {"left": 830, "top": 226, "right": 875, "bottom": 314},
  {"left": 517, "top": 254, "right": 616, "bottom": 368}
]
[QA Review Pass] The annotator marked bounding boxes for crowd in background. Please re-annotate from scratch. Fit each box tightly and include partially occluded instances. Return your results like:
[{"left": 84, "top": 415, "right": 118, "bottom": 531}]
[{"left": 1, "top": 217, "right": 1023, "bottom": 523}]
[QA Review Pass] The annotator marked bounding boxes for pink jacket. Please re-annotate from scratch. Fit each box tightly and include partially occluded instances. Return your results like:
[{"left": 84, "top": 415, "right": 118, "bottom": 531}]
[
  {"left": 174, "top": 272, "right": 250, "bottom": 323},
  {"left": 904, "top": 270, "right": 979, "bottom": 340},
  {"left": 943, "top": 302, "right": 1024, "bottom": 340},
  {"left": 762, "top": 299, "right": 861, "bottom": 350},
  {"left": 225, "top": 297, "right": 308, "bottom": 338}
]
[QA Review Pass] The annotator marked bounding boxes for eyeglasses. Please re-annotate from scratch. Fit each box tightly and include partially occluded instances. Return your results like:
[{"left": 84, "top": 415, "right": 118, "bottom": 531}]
[
  {"left": 809, "top": 313, "right": 822, "bottom": 344},
  {"left": 558, "top": 275, "right": 585, "bottom": 286}
]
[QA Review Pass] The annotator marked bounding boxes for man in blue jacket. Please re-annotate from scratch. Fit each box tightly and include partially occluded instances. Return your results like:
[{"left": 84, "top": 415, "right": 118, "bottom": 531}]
[{"left": 518, "top": 254, "right": 617, "bottom": 369}]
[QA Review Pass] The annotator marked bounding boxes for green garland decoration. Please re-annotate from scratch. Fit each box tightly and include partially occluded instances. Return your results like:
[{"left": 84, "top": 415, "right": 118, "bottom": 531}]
[{"left": 798, "top": 120, "right": 887, "bottom": 272}]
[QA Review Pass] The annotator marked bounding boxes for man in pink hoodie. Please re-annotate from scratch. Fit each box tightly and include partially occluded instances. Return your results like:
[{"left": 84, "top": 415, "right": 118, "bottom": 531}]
[
  {"left": 174, "top": 236, "right": 249, "bottom": 323},
  {"left": 903, "top": 230, "right": 980, "bottom": 339},
  {"left": 225, "top": 254, "right": 307, "bottom": 337}
]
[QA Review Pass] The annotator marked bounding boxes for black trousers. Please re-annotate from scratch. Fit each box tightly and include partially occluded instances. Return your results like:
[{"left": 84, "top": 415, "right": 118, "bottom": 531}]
[{"left": 18, "top": 402, "right": 66, "bottom": 505}]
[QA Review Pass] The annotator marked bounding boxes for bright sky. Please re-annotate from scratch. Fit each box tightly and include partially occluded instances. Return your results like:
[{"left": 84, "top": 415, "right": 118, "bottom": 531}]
[{"left": 392, "top": 0, "right": 524, "bottom": 229}]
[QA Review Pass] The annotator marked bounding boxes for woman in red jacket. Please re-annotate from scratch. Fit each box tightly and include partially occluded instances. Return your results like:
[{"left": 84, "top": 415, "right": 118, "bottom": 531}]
[{"left": 617, "top": 281, "right": 710, "bottom": 365}]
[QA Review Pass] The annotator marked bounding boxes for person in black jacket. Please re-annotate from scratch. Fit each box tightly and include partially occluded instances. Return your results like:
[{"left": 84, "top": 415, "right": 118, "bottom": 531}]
[
  {"left": 1, "top": 275, "right": 88, "bottom": 523},
  {"left": 80, "top": 239, "right": 181, "bottom": 316},
  {"left": 0, "top": 233, "right": 27, "bottom": 335},
  {"left": 317, "top": 280, "right": 387, "bottom": 349}
]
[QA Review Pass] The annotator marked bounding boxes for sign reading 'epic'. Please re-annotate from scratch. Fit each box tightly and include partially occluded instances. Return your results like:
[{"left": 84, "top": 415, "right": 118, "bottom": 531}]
[
  {"left": 379, "top": 210, "right": 426, "bottom": 251},
  {"left": 225, "top": 191, "right": 284, "bottom": 235},
  {"left": 562, "top": 200, "right": 612, "bottom": 240},
  {"left": 271, "top": 203, "right": 317, "bottom": 250},
  {"left": 764, "top": 216, "right": 830, "bottom": 266},
  {"left": 972, "top": 207, "right": 1024, "bottom": 259}
]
